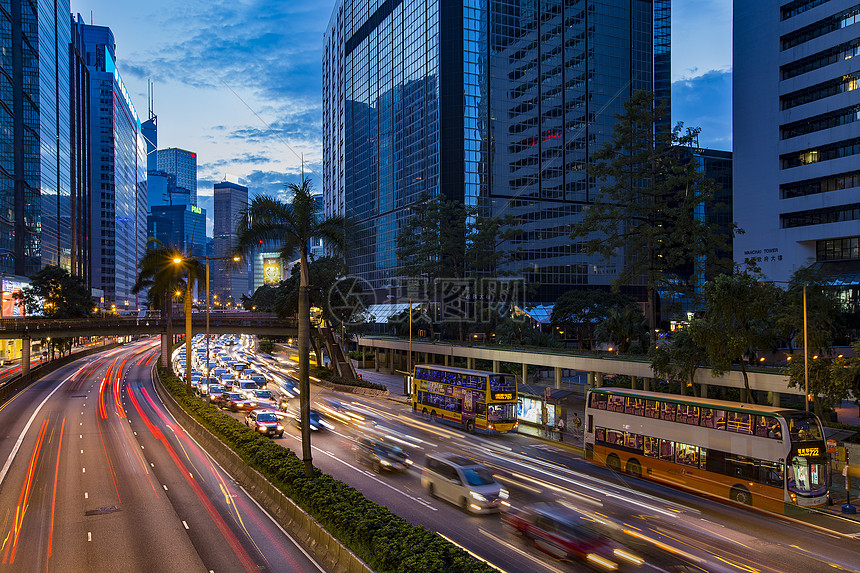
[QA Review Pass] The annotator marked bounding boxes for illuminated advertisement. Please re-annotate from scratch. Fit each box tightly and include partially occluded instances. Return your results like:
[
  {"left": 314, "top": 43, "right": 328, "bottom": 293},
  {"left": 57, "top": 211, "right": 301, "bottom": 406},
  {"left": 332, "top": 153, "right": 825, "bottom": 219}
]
[{"left": 263, "top": 258, "right": 282, "bottom": 285}]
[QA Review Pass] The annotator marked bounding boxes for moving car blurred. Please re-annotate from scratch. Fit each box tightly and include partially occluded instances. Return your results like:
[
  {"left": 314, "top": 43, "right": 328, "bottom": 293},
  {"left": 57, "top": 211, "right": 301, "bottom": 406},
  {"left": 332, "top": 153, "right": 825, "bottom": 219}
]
[
  {"left": 283, "top": 405, "right": 333, "bottom": 431},
  {"left": 217, "top": 391, "right": 250, "bottom": 412},
  {"left": 245, "top": 410, "right": 284, "bottom": 438},
  {"left": 246, "top": 389, "right": 277, "bottom": 410},
  {"left": 354, "top": 435, "right": 412, "bottom": 473},
  {"left": 421, "top": 453, "right": 508, "bottom": 514},
  {"left": 501, "top": 501, "right": 694, "bottom": 571},
  {"left": 206, "top": 384, "right": 226, "bottom": 404}
]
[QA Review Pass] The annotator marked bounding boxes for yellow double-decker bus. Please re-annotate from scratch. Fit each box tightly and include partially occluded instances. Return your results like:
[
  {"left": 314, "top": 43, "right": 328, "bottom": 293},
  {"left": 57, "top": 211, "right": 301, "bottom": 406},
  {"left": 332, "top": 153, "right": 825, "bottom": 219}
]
[
  {"left": 585, "top": 388, "right": 829, "bottom": 514},
  {"left": 411, "top": 365, "right": 518, "bottom": 434}
]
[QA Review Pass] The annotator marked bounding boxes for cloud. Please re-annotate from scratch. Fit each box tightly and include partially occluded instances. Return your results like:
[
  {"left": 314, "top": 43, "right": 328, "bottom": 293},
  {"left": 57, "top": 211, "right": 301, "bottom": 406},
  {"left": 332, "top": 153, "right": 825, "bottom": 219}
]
[{"left": 672, "top": 69, "right": 732, "bottom": 150}]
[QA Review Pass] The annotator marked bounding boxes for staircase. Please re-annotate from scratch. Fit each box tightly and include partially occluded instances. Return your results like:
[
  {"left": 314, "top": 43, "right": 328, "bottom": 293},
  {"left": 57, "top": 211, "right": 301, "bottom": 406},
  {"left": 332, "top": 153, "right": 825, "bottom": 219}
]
[{"left": 318, "top": 326, "right": 358, "bottom": 381}]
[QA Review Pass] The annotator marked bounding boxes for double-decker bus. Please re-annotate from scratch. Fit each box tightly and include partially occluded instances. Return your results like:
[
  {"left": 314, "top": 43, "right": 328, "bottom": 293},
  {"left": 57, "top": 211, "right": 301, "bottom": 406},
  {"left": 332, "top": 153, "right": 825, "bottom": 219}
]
[
  {"left": 411, "top": 365, "right": 519, "bottom": 434},
  {"left": 584, "top": 388, "right": 829, "bottom": 513}
]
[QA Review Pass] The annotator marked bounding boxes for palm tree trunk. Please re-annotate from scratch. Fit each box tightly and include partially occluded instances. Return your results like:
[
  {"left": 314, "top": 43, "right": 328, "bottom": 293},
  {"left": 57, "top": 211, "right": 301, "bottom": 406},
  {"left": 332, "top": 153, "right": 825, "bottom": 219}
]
[
  {"left": 164, "top": 288, "right": 173, "bottom": 366},
  {"left": 298, "top": 249, "right": 313, "bottom": 477}
]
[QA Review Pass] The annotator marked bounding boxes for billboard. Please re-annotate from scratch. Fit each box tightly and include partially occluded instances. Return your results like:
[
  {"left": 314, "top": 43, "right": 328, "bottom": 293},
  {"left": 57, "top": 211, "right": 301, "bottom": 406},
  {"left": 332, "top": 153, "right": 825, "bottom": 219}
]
[{"left": 263, "top": 258, "right": 282, "bottom": 285}]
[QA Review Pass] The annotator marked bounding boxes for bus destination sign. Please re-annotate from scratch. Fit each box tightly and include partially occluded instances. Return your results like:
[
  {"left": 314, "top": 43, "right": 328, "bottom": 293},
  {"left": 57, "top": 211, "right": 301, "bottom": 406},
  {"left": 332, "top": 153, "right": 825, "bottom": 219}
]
[
  {"left": 492, "top": 392, "right": 514, "bottom": 401},
  {"left": 796, "top": 447, "right": 820, "bottom": 457}
]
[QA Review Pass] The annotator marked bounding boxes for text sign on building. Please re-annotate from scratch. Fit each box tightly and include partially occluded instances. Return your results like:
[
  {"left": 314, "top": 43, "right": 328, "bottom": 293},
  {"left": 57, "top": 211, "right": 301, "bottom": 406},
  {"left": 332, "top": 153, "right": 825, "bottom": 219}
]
[{"left": 191, "top": 205, "right": 202, "bottom": 215}]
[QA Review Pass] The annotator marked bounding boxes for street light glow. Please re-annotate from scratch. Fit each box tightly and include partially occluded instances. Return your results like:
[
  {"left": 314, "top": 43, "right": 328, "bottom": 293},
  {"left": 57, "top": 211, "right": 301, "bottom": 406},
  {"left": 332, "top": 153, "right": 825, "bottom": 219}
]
[{"left": 173, "top": 258, "right": 182, "bottom": 264}]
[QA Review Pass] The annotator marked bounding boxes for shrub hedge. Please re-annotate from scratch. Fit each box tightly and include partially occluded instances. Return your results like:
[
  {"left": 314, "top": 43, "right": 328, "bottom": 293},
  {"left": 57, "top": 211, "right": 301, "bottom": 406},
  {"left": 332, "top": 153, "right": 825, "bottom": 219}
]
[
  {"left": 158, "top": 365, "right": 492, "bottom": 573},
  {"left": 311, "top": 365, "right": 388, "bottom": 391}
]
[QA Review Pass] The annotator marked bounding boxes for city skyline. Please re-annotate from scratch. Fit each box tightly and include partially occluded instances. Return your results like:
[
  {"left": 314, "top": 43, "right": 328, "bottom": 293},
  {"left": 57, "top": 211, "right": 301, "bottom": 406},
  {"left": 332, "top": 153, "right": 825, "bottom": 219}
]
[{"left": 69, "top": 0, "right": 733, "bottom": 237}]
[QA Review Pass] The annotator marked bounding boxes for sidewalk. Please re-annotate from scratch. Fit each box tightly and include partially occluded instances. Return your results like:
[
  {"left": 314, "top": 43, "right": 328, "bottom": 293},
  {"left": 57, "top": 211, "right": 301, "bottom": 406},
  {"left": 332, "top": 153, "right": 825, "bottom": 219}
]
[{"left": 834, "top": 399, "right": 860, "bottom": 426}]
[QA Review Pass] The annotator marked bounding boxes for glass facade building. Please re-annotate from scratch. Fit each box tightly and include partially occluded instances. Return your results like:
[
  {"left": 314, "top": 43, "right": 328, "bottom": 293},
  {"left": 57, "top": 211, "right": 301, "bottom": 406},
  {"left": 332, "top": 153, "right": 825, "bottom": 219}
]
[
  {"left": 79, "top": 22, "right": 147, "bottom": 311},
  {"left": 324, "top": 0, "right": 670, "bottom": 300},
  {"left": 1, "top": 0, "right": 73, "bottom": 278},
  {"left": 147, "top": 204, "right": 207, "bottom": 259},
  {"left": 157, "top": 147, "right": 198, "bottom": 206},
  {"left": 213, "top": 180, "right": 249, "bottom": 304}
]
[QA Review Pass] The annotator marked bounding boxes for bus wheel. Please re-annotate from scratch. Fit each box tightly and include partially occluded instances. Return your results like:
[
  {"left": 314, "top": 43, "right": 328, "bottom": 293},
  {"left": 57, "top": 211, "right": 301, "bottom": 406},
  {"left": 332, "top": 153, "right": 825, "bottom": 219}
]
[
  {"left": 625, "top": 459, "right": 642, "bottom": 477},
  {"left": 731, "top": 486, "right": 752, "bottom": 506},
  {"left": 465, "top": 420, "right": 475, "bottom": 433},
  {"left": 606, "top": 453, "right": 621, "bottom": 472},
  {"left": 422, "top": 408, "right": 429, "bottom": 420}
]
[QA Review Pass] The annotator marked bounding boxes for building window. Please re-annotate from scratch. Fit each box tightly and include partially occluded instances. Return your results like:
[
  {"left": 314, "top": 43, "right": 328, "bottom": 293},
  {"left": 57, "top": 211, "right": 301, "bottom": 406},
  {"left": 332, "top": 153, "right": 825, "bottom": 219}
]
[
  {"left": 781, "top": 39, "right": 860, "bottom": 80},
  {"left": 817, "top": 237, "right": 860, "bottom": 261},
  {"left": 781, "top": 74, "right": 858, "bottom": 110},
  {"left": 781, "top": 138, "right": 860, "bottom": 169},
  {"left": 781, "top": 105, "right": 860, "bottom": 139},
  {"left": 782, "top": 0, "right": 832, "bottom": 21},
  {"left": 781, "top": 170, "right": 860, "bottom": 199},
  {"left": 781, "top": 203, "right": 860, "bottom": 228},
  {"left": 781, "top": 5, "right": 860, "bottom": 50}
]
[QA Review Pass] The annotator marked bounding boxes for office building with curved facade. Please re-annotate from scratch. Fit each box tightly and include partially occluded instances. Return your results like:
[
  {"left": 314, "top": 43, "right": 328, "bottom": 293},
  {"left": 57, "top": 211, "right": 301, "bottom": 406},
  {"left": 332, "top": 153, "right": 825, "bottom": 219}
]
[{"left": 324, "top": 0, "right": 670, "bottom": 301}]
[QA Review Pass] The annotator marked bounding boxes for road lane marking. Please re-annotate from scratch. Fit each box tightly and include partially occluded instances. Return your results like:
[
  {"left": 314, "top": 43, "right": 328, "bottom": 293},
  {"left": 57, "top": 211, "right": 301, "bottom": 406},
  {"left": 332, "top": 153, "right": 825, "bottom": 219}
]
[
  {"left": 163, "top": 485, "right": 168, "bottom": 491},
  {"left": 85, "top": 492, "right": 88, "bottom": 499},
  {"left": 87, "top": 532, "right": 91, "bottom": 541},
  {"left": 477, "top": 527, "right": 565, "bottom": 573},
  {"left": 182, "top": 521, "right": 189, "bottom": 529}
]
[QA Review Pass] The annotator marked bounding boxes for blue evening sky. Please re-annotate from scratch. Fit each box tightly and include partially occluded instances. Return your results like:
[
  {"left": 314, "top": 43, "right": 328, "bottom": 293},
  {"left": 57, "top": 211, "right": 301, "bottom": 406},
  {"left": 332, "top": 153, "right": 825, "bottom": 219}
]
[{"left": 70, "top": 0, "right": 732, "bottom": 231}]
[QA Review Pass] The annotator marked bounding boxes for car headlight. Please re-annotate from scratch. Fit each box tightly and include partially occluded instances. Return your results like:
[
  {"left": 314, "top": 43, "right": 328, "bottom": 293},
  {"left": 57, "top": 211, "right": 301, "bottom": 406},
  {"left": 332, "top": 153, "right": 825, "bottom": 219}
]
[
  {"left": 405, "top": 458, "right": 413, "bottom": 465},
  {"left": 499, "top": 488, "right": 509, "bottom": 500},
  {"left": 276, "top": 425, "right": 284, "bottom": 430},
  {"left": 380, "top": 459, "right": 392, "bottom": 466},
  {"left": 257, "top": 426, "right": 266, "bottom": 432},
  {"left": 470, "top": 492, "right": 488, "bottom": 502}
]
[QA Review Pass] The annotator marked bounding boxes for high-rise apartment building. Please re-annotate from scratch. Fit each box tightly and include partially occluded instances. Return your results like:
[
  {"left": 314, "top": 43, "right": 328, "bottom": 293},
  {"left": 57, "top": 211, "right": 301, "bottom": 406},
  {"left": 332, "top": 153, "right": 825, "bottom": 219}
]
[
  {"left": 213, "top": 180, "right": 249, "bottom": 304},
  {"left": 70, "top": 14, "right": 92, "bottom": 286},
  {"left": 324, "top": 0, "right": 670, "bottom": 300},
  {"left": 78, "top": 21, "right": 148, "bottom": 311},
  {"left": 1, "top": 0, "right": 73, "bottom": 278},
  {"left": 157, "top": 147, "right": 198, "bottom": 206},
  {"left": 735, "top": 1, "right": 860, "bottom": 308}
]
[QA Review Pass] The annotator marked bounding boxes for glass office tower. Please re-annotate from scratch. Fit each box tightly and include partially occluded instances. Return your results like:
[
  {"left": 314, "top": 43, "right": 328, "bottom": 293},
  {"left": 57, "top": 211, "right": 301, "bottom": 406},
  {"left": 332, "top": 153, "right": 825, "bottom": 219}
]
[
  {"left": 1, "top": 0, "right": 73, "bottom": 277},
  {"left": 324, "top": 0, "right": 670, "bottom": 300},
  {"left": 78, "top": 22, "right": 148, "bottom": 311}
]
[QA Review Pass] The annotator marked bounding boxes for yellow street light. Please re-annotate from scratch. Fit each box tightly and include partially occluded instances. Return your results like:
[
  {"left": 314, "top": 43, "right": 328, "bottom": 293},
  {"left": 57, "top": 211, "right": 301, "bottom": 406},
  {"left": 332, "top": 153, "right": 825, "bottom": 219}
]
[{"left": 173, "top": 258, "right": 182, "bottom": 264}]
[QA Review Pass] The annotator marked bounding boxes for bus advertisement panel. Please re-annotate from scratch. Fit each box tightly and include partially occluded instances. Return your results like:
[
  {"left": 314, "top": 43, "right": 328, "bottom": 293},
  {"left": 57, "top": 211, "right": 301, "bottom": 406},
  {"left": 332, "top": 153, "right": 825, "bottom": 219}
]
[
  {"left": 584, "top": 388, "right": 829, "bottom": 514},
  {"left": 411, "top": 365, "right": 518, "bottom": 434}
]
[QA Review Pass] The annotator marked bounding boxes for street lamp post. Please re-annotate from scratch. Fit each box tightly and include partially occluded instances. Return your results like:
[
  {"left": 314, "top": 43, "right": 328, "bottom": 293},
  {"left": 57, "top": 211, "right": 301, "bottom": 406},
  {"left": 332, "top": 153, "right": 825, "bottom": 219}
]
[{"left": 803, "top": 283, "right": 809, "bottom": 412}]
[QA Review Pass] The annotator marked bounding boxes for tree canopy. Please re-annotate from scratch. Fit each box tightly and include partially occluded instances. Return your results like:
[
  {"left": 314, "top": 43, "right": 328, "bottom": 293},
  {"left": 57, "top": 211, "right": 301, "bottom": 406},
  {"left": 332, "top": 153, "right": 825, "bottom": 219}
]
[
  {"left": 550, "top": 289, "right": 637, "bottom": 349},
  {"left": 22, "top": 265, "right": 92, "bottom": 319},
  {"left": 570, "top": 90, "right": 734, "bottom": 341}
]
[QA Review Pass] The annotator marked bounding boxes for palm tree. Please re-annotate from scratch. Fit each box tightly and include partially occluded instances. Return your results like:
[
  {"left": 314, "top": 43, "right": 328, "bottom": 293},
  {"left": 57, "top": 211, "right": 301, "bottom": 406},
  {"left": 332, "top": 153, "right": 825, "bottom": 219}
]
[
  {"left": 236, "top": 177, "right": 348, "bottom": 477},
  {"left": 595, "top": 306, "right": 648, "bottom": 354},
  {"left": 133, "top": 239, "right": 202, "bottom": 379}
]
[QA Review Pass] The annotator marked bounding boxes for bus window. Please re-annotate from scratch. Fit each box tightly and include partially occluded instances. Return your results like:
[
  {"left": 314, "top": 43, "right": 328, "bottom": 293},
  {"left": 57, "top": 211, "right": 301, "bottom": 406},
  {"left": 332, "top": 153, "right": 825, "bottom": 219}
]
[
  {"left": 659, "top": 439, "right": 674, "bottom": 461},
  {"left": 609, "top": 395, "right": 625, "bottom": 413},
  {"left": 727, "top": 454, "right": 758, "bottom": 481},
  {"left": 607, "top": 430, "right": 624, "bottom": 446},
  {"left": 626, "top": 397, "right": 645, "bottom": 416},
  {"left": 678, "top": 405, "right": 699, "bottom": 425},
  {"left": 660, "top": 402, "right": 676, "bottom": 422},
  {"left": 644, "top": 436, "right": 659, "bottom": 457},
  {"left": 761, "top": 461, "right": 785, "bottom": 487},
  {"left": 675, "top": 443, "right": 698, "bottom": 467},
  {"left": 645, "top": 400, "right": 660, "bottom": 419},
  {"left": 727, "top": 412, "right": 752, "bottom": 434},
  {"left": 591, "top": 393, "right": 607, "bottom": 410},
  {"left": 698, "top": 447, "right": 708, "bottom": 470},
  {"left": 476, "top": 402, "right": 487, "bottom": 416},
  {"left": 624, "top": 433, "right": 643, "bottom": 452},
  {"left": 713, "top": 410, "right": 727, "bottom": 430},
  {"left": 596, "top": 428, "right": 606, "bottom": 443},
  {"left": 786, "top": 413, "right": 823, "bottom": 441},
  {"left": 754, "top": 416, "right": 770, "bottom": 437},
  {"left": 789, "top": 454, "right": 826, "bottom": 494}
]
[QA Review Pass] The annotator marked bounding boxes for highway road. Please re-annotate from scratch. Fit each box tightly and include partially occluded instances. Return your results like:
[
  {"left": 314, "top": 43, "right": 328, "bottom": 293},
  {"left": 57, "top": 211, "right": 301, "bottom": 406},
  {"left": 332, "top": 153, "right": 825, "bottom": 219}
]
[
  {"left": 220, "top": 337, "right": 860, "bottom": 573},
  {"left": 0, "top": 339, "right": 325, "bottom": 573}
]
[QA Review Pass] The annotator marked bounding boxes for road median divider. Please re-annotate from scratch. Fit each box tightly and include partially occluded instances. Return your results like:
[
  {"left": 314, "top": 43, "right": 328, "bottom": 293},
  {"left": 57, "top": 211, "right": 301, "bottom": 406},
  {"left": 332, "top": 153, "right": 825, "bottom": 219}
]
[{"left": 154, "top": 361, "right": 494, "bottom": 573}]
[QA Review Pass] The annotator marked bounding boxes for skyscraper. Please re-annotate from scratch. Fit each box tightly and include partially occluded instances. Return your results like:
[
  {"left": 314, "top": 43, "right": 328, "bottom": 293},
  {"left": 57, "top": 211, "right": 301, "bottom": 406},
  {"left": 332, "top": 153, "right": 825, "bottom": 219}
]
[
  {"left": 323, "top": 0, "right": 670, "bottom": 300},
  {"left": 157, "top": 147, "right": 198, "bottom": 206},
  {"left": 1, "top": 0, "right": 73, "bottom": 278},
  {"left": 147, "top": 204, "right": 207, "bottom": 258},
  {"left": 213, "top": 180, "right": 249, "bottom": 304},
  {"left": 70, "top": 14, "right": 92, "bottom": 286},
  {"left": 78, "top": 21, "right": 148, "bottom": 311},
  {"left": 734, "top": 1, "right": 860, "bottom": 309}
]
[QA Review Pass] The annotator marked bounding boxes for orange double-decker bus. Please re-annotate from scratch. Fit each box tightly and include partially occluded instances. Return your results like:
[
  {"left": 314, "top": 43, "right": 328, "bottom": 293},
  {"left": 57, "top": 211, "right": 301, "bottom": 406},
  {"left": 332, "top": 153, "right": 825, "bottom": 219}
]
[
  {"left": 585, "top": 388, "right": 829, "bottom": 514},
  {"left": 411, "top": 365, "right": 518, "bottom": 434}
]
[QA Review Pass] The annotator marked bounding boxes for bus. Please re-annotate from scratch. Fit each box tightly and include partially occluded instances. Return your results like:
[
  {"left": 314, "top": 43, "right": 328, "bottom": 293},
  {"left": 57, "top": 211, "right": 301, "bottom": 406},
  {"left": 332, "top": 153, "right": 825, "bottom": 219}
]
[
  {"left": 584, "top": 388, "right": 829, "bottom": 514},
  {"left": 411, "top": 365, "right": 519, "bottom": 434}
]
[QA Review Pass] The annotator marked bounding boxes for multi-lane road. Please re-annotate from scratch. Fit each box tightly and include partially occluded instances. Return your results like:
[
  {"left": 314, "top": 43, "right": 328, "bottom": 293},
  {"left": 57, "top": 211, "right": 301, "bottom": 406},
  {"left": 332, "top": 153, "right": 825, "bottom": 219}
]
[
  {"left": 2, "top": 337, "right": 860, "bottom": 572},
  {"left": 0, "top": 339, "right": 324, "bottom": 572}
]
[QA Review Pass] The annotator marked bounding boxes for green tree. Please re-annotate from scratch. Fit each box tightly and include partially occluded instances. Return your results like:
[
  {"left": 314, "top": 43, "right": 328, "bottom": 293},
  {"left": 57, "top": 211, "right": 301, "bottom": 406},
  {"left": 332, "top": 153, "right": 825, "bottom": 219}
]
[
  {"left": 550, "top": 289, "right": 636, "bottom": 349},
  {"left": 775, "top": 265, "right": 843, "bottom": 354},
  {"left": 570, "top": 91, "right": 734, "bottom": 342},
  {"left": 594, "top": 306, "right": 648, "bottom": 354},
  {"left": 22, "top": 265, "right": 93, "bottom": 357},
  {"left": 23, "top": 265, "right": 93, "bottom": 319},
  {"left": 693, "top": 272, "right": 781, "bottom": 403},
  {"left": 650, "top": 321, "right": 708, "bottom": 396},
  {"left": 236, "top": 177, "right": 347, "bottom": 478}
]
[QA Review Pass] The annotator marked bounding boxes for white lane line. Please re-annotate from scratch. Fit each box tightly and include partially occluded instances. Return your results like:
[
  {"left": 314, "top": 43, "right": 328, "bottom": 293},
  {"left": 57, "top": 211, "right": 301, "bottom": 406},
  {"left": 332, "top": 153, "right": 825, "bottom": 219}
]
[
  {"left": 83, "top": 467, "right": 86, "bottom": 473},
  {"left": 87, "top": 532, "right": 92, "bottom": 541},
  {"left": 478, "top": 527, "right": 564, "bottom": 573},
  {"left": 85, "top": 492, "right": 88, "bottom": 499},
  {"left": 163, "top": 484, "right": 168, "bottom": 491},
  {"left": 182, "top": 520, "right": 189, "bottom": 530}
]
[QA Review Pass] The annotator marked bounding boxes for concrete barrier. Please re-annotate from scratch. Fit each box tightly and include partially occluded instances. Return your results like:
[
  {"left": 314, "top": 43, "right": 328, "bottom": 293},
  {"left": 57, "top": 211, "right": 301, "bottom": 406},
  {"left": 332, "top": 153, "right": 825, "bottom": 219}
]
[{"left": 153, "top": 368, "right": 374, "bottom": 573}]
